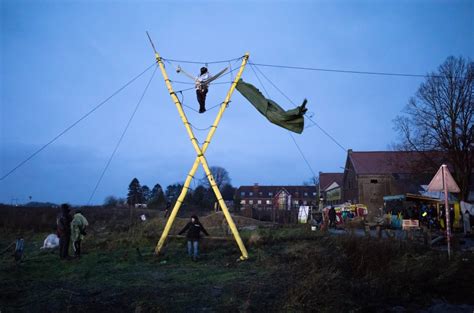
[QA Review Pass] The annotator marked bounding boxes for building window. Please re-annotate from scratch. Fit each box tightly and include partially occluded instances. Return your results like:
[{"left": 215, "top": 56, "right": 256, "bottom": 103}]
[
  {"left": 259, "top": 191, "right": 263, "bottom": 196},
  {"left": 241, "top": 192, "right": 245, "bottom": 196},
  {"left": 313, "top": 192, "right": 317, "bottom": 196},
  {"left": 249, "top": 200, "right": 253, "bottom": 205},
  {"left": 268, "top": 192, "right": 273, "bottom": 196},
  {"left": 304, "top": 192, "right": 308, "bottom": 196},
  {"left": 370, "top": 179, "right": 378, "bottom": 184},
  {"left": 266, "top": 200, "right": 271, "bottom": 205},
  {"left": 303, "top": 201, "right": 307, "bottom": 205},
  {"left": 257, "top": 200, "right": 262, "bottom": 204},
  {"left": 240, "top": 200, "right": 246, "bottom": 205},
  {"left": 249, "top": 192, "right": 253, "bottom": 196},
  {"left": 294, "top": 200, "right": 299, "bottom": 205}
]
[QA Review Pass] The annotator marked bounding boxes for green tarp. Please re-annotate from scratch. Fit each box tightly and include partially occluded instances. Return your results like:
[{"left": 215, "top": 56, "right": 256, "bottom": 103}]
[{"left": 236, "top": 79, "right": 307, "bottom": 134}]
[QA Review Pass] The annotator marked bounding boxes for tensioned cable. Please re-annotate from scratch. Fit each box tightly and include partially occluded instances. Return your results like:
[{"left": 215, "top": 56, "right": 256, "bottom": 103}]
[
  {"left": 249, "top": 62, "right": 440, "bottom": 78},
  {"left": 0, "top": 62, "right": 157, "bottom": 181},
  {"left": 250, "top": 62, "right": 318, "bottom": 180},
  {"left": 288, "top": 132, "right": 318, "bottom": 179},
  {"left": 87, "top": 65, "right": 158, "bottom": 204},
  {"left": 164, "top": 58, "right": 244, "bottom": 84},
  {"left": 162, "top": 56, "right": 243, "bottom": 65},
  {"left": 164, "top": 57, "right": 443, "bottom": 78},
  {"left": 250, "top": 62, "right": 297, "bottom": 106},
  {"left": 171, "top": 80, "right": 233, "bottom": 85},
  {"left": 176, "top": 87, "right": 195, "bottom": 94},
  {"left": 249, "top": 63, "right": 270, "bottom": 97},
  {"left": 305, "top": 116, "right": 347, "bottom": 152}
]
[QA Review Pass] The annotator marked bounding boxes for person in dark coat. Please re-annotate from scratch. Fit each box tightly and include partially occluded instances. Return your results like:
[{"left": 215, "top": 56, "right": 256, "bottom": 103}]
[
  {"left": 57, "top": 203, "right": 73, "bottom": 259},
  {"left": 178, "top": 215, "right": 209, "bottom": 261},
  {"left": 328, "top": 206, "right": 337, "bottom": 228},
  {"left": 449, "top": 206, "right": 455, "bottom": 231}
]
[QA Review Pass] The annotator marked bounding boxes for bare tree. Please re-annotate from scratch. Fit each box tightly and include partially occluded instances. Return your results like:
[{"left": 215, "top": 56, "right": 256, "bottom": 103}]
[
  {"left": 394, "top": 56, "right": 473, "bottom": 200},
  {"left": 200, "top": 166, "right": 231, "bottom": 190}
]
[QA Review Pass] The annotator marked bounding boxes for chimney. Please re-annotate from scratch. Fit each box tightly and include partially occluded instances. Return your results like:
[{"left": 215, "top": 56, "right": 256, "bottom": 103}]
[{"left": 253, "top": 183, "right": 259, "bottom": 195}]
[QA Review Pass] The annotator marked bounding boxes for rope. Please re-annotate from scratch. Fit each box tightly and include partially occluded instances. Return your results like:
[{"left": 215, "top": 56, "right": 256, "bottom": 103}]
[
  {"left": 171, "top": 80, "right": 233, "bottom": 86},
  {"left": 0, "top": 62, "right": 157, "bottom": 181},
  {"left": 182, "top": 103, "right": 200, "bottom": 113},
  {"left": 249, "top": 62, "right": 442, "bottom": 78},
  {"left": 88, "top": 65, "right": 158, "bottom": 204},
  {"left": 249, "top": 61, "right": 318, "bottom": 181},
  {"left": 229, "top": 61, "right": 234, "bottom": 82},
  {"left": 175, "top": 87, "right": 195, "bottom": 93},
  {"left": 251, "top": 62, "right": 348, "bottom": 153},
  {"left": 250, "top": 62, "right": 297, "bottom": 107},
  {"left": 189, "top": 123, "right": 213, "bottom": 132},
  {"left": 249, "top": 63, "right": 270, "bottom": 97},
  {"left": 162, "top": 56, "right": 243, "bottom": 65},
  {"left": 304, "top": 116, "right": 347, "bottom": 152},
  {"left": 288, "top": 132, "right": 318, "bottom": 179}
]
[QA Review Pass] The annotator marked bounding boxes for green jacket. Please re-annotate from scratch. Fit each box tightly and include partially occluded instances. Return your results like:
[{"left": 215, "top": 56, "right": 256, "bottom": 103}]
[
  {"left": 71, "top": 213, "right": 89, "bottom": 242},
  {"left": 236, "top": 79, "right": 307, "bottom": 134}
]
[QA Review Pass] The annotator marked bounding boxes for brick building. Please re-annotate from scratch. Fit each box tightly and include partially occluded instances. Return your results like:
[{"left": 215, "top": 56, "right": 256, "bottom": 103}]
[
  {"left": 236, "top": 184, "right": 318, "bottom": 222},
  {"left": 342, "top": 150, "right": 449, "bottom": 216}
]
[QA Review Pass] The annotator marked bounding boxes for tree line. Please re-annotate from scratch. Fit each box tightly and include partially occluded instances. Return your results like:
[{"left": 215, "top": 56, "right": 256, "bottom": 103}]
[{"left": 103, "top": 166, "right": 237, "bottom": 210}]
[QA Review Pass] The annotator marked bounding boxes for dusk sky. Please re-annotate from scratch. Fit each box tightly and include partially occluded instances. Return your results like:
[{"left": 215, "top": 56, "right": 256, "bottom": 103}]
[{"left": 1, "top": 0, "right": 473, "bottom": 205}]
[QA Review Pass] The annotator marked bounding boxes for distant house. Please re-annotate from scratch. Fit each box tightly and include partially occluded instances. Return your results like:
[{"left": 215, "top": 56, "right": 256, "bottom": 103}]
[
  {"left": 319, "top": 172, "right": 344, "bottom": 206},
  {"left": 236, "top": 184, "right": 318, "bottom": 222},
  {"left": 341, "top": 150, "right": 451, "bottom": 216}
]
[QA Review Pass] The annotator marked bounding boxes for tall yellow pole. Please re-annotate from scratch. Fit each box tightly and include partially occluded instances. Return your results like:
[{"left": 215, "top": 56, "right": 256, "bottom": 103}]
[{"left": 153, "top": 50, "right": 250, "bottom": 260}]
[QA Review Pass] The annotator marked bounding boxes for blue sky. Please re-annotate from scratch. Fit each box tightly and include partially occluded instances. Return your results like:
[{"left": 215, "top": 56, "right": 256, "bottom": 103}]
[{"left": 1, "top": 0, "right": 473, "bottom": 205}]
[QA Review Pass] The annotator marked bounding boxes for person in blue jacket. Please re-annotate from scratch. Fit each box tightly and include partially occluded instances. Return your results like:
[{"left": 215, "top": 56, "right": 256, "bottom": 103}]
[{"left": 178, "top": 215, "right": 209, "bottom": 261}]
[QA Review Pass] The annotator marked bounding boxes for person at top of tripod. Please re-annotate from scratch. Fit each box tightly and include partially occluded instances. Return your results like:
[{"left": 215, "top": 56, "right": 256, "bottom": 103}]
[
  {"left": 176, "top": 65, "right": 228, "bottom": 113},
  {"left": 195, "top": 67, "right": 210, "bottom": 113}
]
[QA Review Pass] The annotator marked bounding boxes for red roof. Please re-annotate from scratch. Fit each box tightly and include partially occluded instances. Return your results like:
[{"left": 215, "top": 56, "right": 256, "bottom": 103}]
[
  {"left": 349, "top": 151, "right": 448, "bottom": 175},
  {"left": 319, "top": 173, "right": 344, "bottom": 190}
]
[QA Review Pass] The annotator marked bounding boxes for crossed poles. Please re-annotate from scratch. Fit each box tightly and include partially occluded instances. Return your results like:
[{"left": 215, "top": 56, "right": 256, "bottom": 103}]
[{"left": 151, "top": 47, "right": 250, "bottom": 260}]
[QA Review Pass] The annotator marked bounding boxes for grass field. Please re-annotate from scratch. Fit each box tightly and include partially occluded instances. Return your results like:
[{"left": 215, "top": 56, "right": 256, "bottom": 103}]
[{"left": 1, "top": 211, "right": 474, "bottom": 313}]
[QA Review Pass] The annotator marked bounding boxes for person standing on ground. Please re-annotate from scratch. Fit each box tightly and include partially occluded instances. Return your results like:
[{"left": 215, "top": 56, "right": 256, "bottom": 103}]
[
  {"left": 463, "top": 209, "right": 471, "bottom": 236},
  {"left": 57, "top": 204, "right": 73, "bottom": 259},
  {"left": 71, "top": 209, "right": 89, "bottom": 258},
  {"left": 164, "top": 201, "right": 171, "bottom": 218},
  {"left": 328, "top": 206, "right": 337, "bottom": 229},
  {"left": 449, "top": 206, "right": 455, "bottom": 231},
  {"left": 178, "top": 215, "right": 209, "bottom": 261}
]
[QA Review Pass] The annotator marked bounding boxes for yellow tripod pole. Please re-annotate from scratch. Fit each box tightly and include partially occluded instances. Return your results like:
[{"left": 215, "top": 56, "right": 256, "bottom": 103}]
[{"left": 153, "top": 50, "right": 250, "bottom": 260}]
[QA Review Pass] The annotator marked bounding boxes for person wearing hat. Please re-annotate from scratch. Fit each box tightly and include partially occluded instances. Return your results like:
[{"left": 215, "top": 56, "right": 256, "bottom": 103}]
[
  {"left": 178, "top": 215, "right": 209, "bottom": 261},
  {"left": 57, "top": 203, "right": 73, "bottom": 259}
]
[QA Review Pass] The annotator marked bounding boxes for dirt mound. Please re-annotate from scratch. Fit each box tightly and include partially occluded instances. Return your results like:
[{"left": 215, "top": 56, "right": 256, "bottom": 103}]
[
  {"left": 200, "top": 212, "right": 273, "bottom": 227},
  {"left": 140, "top": 212, "right": 272, "bottom": 239}
]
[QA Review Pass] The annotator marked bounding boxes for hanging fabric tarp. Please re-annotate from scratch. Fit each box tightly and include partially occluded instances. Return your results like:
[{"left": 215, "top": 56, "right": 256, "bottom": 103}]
[{"left": 236, "top": 79, "right": 307, "bottom": 134}]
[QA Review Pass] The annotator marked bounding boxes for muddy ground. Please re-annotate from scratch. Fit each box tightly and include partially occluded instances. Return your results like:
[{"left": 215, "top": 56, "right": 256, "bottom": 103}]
[{"left": 1, "top": 210, "right": 473, "bottom": 312}]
